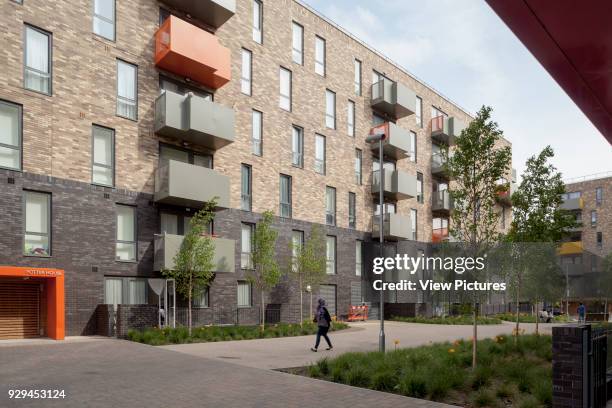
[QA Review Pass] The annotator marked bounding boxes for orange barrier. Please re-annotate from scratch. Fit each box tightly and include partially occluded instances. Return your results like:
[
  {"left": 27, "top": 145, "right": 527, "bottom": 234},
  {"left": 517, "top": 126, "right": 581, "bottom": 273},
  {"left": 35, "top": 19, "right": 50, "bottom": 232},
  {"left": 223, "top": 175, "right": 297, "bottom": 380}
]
[{"left": 348, "top": 305, "right": 369, "bottom": 322}]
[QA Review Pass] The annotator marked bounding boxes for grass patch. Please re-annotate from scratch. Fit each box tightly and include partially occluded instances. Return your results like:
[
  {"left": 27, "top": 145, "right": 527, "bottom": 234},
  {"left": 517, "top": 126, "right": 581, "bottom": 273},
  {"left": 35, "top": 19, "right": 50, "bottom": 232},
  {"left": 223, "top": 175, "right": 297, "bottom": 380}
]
[
  {"left": 128, "top": 321, "right": 349, "bottom": 345},
  {"left": 496, "top": 313, "right": 570, "bottom": 323},
  {"left": 390, "top": 315, "right": 502, "bottom": 325},
  {"left": 306, "top": 334, "right": 552, "bottom": 407}
]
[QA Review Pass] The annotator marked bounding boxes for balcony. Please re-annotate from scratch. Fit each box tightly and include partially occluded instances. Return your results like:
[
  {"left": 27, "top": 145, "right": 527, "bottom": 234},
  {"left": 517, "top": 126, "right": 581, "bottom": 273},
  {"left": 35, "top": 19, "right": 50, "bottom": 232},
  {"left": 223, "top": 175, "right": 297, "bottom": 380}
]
[
  {"left": 154, "top": 15, "right": 231, "bottom": 90},
  {"left": 561, "top": 263, "right": 584, "bottom": 277},
  {"left": 155, "top": 90, "right": 235, "bottom": 149},
  {"left": 431, "top": 116, "right": 465, "bottom": 145},
  {"left": 154, "top": 160, "right": 230, "bottom": 208},
  {"left": 432, "top": 190, "right": 452, "bottom": 214},
  {"left": 154, "top": 233, "right": 235, "bottom": 273},
  {"left": 372, "top": 213, "right": 412, "bottom": 241},
  {"left": 431, "top": 152, "right": 450, "bottom": 178},
  {"left": 160, "top": 0, "right": 235, "bottom": 28},
  {"left": 432, "top": 228, "right": 449, "bottom": 244},
  {"left": 558, "top": 241, "right": 583, "bottom": 256},
  {"left": 372, "top": 169, "right": 417, "bottom": 200},
  {"left": 560, "top": 197, "right": 584, "bottom": 211},
  {"left": 370, "top": 78, "right": 416, "bottom": 120},
  {"left": 494, "top": 182, "right": 512, "bottom": 207},
  {"left": 369, "top": 122, "right": 412, "bottom": 160}
]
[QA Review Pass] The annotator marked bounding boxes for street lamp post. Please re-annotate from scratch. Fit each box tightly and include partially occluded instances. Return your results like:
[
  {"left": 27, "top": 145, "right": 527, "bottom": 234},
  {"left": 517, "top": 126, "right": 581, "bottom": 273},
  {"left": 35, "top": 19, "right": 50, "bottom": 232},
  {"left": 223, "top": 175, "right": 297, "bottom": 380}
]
[{"left": 366, "top": 129, "right": 386, "bottom": 353}]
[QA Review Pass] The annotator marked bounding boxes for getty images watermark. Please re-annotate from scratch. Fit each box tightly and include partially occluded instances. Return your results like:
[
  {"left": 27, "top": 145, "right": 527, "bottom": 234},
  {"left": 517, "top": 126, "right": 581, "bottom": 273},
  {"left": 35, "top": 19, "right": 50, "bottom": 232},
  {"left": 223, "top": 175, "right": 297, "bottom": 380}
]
[{"left": 371, "top": 254, "right": 506, "bottom": 292}]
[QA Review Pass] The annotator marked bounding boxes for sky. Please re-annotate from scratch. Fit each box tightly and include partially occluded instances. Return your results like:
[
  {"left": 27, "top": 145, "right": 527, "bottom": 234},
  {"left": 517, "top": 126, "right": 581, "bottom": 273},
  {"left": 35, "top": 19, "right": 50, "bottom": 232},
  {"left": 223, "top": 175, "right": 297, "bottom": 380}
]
[{"left": 303, "top": 0, "right": 612, "bottom": 182}]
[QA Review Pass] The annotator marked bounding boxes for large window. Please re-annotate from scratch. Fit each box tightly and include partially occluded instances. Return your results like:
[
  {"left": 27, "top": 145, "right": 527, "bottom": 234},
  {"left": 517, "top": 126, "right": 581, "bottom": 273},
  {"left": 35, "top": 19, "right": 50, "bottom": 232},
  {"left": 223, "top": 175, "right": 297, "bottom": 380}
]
[
  {"left": 315, "top": 36, "right": 326, "bottom": 76},
  {"left": 411, "top": 208, "right": 417, "bottom": 240},
  {"left": 280, "top": 174, "right": 292, "bottom": 218},
  {"left": 104, "top": 277, "right": 147, "bottom": 307},
  {"left": 116, "top": 60, "right": 137, "bottom": 120},
  {"left": 416, "top": 172, "right": 423, "bottom": 203},
  {"left": 325, "top": 186, "right": 336, "bottom": 226},
  {"left": 0, "top": 100, "right": 22, "bottom": 171},
  {"left": 291, "top": 125, "right": 303, "bottom": 167},
  {"left": 192, "top": 287, "right": 209, "bottom": 308},
  {"left": 279, "top": 67, "right": 292, "bottom": 111},
  {"left": 596, "top": 187, "right": 602, "bottom": 206},
  {"left": 355, "top": 149, "right": 362, "bottom": 185},
  {"left": 291, "top": 230, "right": 304, "bottom": 273},
  {"left": 104, "top": 278, "right": 123, "bottom": 307},
  {"left": 591, "top": 210, "right": 597, "bottom": 227},
  {"left": 252, "top": 0, "right": 262, "bottom": 44},
  {"left": 252, "top": 110, "right": 262, "bottom": 155},
  {"left": 24, "top": 191, "right": 50, "bottom": 256},
  {"left": 292, "top": 22, "right": 303, "bottom": 65},
  {"left": 325, "top": 89, "right": 336, "bottom": 129},
  {"left": 347, "top": 100, "right": 355, "bottom": 137},
  {"left": 348, "top": 192, "right": 356, "bottom": 229},
  {"left": 24, "top": 25, "right": 51, "bottom": 95},
  {"left": 241, "top": 164, "right": 252, "bottom": 211},
  {"left": 597, "top": 232, "right": 603, "bottom": 249},
  {"left": 241, "top": 49, "right": 252, "bottom": 96},
  {"left": 315, "top": 134, "right": 326, "bottom": 174},
  {"left": 92, "top": 125, "right": 114, "bottom": 187},
  {"left": 93, "top": 0, "right": 115, "bottom": 41},
  {"left": 354, "top": 59, "right": 362, "bottom": 96},
  {"left": 355, "top": 241, "right": 362, "bottom": 276},
  {"left": 237, "top": 281, "right": 252, "bottom": 307},
  {"left": 409, "top": 131, "right": 417, "bottom": 162},
  {"left": 116, "top": 205, "right": 136, "bottom": 261},
  {"left": 415, "top": 96, "right": 422, "bottom": 127},
  {"left": 241, "top": 223, "right": 254, "bottom": 269},
  {"left": 326, "top": 236, "right": 336, "bottom": 275}
]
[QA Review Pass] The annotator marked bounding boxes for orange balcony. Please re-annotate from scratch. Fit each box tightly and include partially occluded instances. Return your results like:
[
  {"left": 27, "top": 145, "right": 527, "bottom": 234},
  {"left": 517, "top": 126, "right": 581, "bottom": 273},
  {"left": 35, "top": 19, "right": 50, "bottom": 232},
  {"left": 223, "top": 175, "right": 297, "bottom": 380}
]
[
  {"left": 558, "top": 241, "right": 583, "bottom": 256},
  {"left": 154, "top": 15, "right": 231, "bottom": 90},
  {"left": 432, "top": 228, "right": 449, "bottom": 243}
]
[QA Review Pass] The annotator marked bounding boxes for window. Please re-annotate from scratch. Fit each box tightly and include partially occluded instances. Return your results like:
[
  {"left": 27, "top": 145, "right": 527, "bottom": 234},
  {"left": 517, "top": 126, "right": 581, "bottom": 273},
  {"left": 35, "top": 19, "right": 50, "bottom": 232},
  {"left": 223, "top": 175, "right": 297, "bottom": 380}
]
[
  {"left": 241, "top": 49, "right": 252, "bottom": 96},
  {"left": 252, "top": 110, "right": 262, "bottom": 155},
  {"left": 372, "top": 70, "right": 384, "bottom": 84},
  {"left": 325, "top": 90, "right": 336, "bottom": 129},
  {"left": 354, "top": 59, "right": 362, "bottom": 96},
  {"left": 252, "top": 0, "right": 262, "bottom": 44},
  {"left": 410, "top": 209, "right": 417, "bottom": 240},
  {"left": 159, "top": 7, "right": 170, "bottom": 26},
  {"left": 348, "top": 192, "right": 356, "bottom": 229},
  {"left": 597, "top": 232, "right": 603, "bottom": 249},
  {"left": 24, "top": 191, "right": 50, "bottom": 256},
  {"left": 591, "top": 210, "right": 597, "bottom": 227},
  {"left": 595, "top": 187, "right": 602, "bottom": 206},
  {"left": 280, "top": 174, "right": 292, "bottom": 218},
  {"left": 116, "top": 60, "right": 137, "bottom": 120},
  {"left": 355, "top": 149, "right": 362, "bottom": 184},
  {"left": 241, "top": 224, "right": 253, "bottom": 269},
  {"left": 562, "top": 191, "right": 582, "bottom": 200},
  {"left": 24, "top": 25, "right": 51, "bottom": 95},
  {"left": 315, "top": 134, "right": 326, "bottom": 174},
  {"left": 116, "top": 205, "right": 136, "bottom": 261},
  {"left": 160, "top": 76, "right": 212, "bottom": 100},
  {"left": 416, "top": 172, "right": 423, "bottom": 203},
  {"left": 291, "top": 230, "right": 304, "bottom": 273},
  {"left": 237, "top": 281, "right": 252, "bottom": 307},
  {"left": 241, "top": 164, "right": 252, "bottom": 211},
  {"left": 315, "top": 36, "right": 326, "bottom": 76},
  {"left": 160, "top": 212, "right": 208, "bottom": 236},
  {"left": 355, "top": 241, "right": 362, "bottom": 276},
  {"left": 415, "top": 96, "right": 422, "bottom": 127},
  {"left": 409, "top": 131, "right": 417, "bottom": 162},
  {"left": 159, "top": 144, "right": 212, "bottom": 168},
  {"left": 93, "top": 0, "right": 115, "bottom": 41},
  {"left": 375, "top": 202, "right": 396, "bottom": 215},
  {"left": 104, "top": 278, "right": 122, "bottom": 307},
  {"left": 326, "top": 236, "right": 336, "bottom": 274},
  {"left": 128, "top": 279, "right": 146, "bottom": 304},
  {"left": 279, "top": 67, "right": 292, "bottom": 111},
  {"left": 0, "top": 100, "right": 22, "bottom": 171},
  {"left": 372, "top": 113, "right": 385, "bottom": 126},
  {"left": 325, "top": 186, "right": 336, "bottom": 226},
  {"left": 431, "top": 106, "right": 447, "bottom": 119},
  {"left": 104, "top": 277, "right": 147, "bottom": 307},
  {"left": 192, "top": 287, "right": 209, "bottom": 308},
  {"left": 292, "top": 22, "right": 303, "bottom": 65},
  {"left": 291, "top": 126, "right": 303, "bottom": 167},
  {"left": 347, "top": 100, "right": 355, "bottom": 137},
  {"left": 92, "top": 125, "right": 114, "bottom": 186}
]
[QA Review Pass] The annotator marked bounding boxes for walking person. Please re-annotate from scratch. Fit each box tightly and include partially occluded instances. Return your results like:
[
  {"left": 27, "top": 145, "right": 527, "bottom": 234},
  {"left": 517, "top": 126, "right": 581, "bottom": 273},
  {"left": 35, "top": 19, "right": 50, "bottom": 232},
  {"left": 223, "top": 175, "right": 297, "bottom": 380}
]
[
  {"left": 311, "top": 298, "right": 333, "bottom": 352},
  {"left": 577, "top": 302, "right": 586, "bottom": 323}
]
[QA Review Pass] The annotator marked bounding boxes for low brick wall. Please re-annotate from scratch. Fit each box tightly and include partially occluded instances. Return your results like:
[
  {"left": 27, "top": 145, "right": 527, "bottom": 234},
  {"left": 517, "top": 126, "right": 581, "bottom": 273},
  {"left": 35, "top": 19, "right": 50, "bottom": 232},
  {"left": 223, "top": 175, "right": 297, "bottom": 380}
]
[
  {"left": 116, "top": 304, "right": 158, "bottom": 338},
  {"left": 552, "top": 325, "right": 589, "bottom": 408},
  {"left": 95, "top": 304, "right": 115, "bottom": 337}
]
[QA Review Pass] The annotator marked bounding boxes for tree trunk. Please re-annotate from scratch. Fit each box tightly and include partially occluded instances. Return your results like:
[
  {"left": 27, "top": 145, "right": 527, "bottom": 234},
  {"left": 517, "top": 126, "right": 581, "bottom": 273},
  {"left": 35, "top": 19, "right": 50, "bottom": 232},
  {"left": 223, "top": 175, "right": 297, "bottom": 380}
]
[
  {"left": 472, "top": 298, "right": 478, "bottom": 369},
  {"left": 260, "top": 290, "right": 265, "bottom": 332},
  {"left": 299, "top": 277, "right": 303, "bottom": 327},
  {"left": 514, "top": 282, "right": 520, "bottom": 344},
  {"left": 535, "top": 298, "right": 539, "bottom": 336},
  {"left": 188, "top": 276, "right": 192, "bottom": 337}
]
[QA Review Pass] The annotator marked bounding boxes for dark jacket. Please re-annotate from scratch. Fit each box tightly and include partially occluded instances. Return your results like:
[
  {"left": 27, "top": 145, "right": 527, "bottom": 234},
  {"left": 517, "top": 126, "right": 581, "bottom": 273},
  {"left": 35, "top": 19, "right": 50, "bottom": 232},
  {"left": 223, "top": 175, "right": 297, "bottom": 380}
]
[{"left": 315, "top": 307, "right": 332, "bottom": 327}]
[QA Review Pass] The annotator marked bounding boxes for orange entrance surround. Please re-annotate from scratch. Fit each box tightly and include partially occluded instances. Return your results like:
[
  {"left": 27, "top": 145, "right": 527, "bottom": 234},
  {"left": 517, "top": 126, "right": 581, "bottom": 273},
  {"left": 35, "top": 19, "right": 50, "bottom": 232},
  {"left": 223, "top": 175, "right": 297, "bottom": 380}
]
[{"left": 0, "top": 266, "right": 65, "bottom": 340}]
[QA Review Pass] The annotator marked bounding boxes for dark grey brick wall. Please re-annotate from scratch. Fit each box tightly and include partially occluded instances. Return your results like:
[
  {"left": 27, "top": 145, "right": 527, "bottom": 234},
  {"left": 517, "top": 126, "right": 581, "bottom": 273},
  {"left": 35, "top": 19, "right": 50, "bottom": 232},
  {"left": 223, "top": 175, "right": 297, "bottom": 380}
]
[
  {"left": 116, "top": 304, "right": 159, "bottom": 338},
  {"left": 552, "top": 325, "right": 589, "bottom": 408}
]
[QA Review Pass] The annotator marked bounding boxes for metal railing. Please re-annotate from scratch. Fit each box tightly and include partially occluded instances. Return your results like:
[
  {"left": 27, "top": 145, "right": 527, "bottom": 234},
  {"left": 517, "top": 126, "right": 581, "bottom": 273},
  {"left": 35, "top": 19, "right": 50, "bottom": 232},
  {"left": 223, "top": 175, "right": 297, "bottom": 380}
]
[{"left": 565, "top": 171, "right": 612, "bottom": 185}]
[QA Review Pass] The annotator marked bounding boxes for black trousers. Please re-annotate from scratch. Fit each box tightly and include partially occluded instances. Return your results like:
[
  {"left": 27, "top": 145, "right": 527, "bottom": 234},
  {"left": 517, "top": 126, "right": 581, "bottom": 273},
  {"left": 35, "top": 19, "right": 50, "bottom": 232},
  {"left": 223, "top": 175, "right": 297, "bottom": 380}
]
[{"left": 314, "top": 326, "right": 332, "bottom": 348}]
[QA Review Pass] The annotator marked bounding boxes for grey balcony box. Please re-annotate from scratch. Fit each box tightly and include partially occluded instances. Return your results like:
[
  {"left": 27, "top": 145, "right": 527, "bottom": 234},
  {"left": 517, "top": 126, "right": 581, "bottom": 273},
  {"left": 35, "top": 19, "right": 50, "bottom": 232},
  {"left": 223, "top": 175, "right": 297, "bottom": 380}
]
[
  {"left": 432, "top": 190, "right": 452, "bottom": 213},
  {"left": 372, "top": 213, "right": 412, "bottom": 241},
  {"left": 155, "top": 90, "right": 235, "bottom": 150},
  {"left": 370, "top": 79, "right": 416, "bottom": 120},
  {"left": 154, "top": 160, "right": 230, "bottom": 208},
  {"left": 160, "top": 0, "right": 235, "bottom": 28},
  {"left": 560, "top": 197, "right": 583, "bottom": 211},
  {"left": 431, "top": 116, "right": 466, "bottom": 145},
  {"left": 561, "top": 263, "right": 583, "bottom": 277},
  {"left": 372, "top": 169, "right": 417, "bottom": 200},
  {"left": 370, "top": 122, "right": 411, "bottom": 160},
  {"left": 431, "top": 154, "right": 449, "bottom": 178},
  {"left": 154, "top": 233, "right": 235, "bottom": 273}
]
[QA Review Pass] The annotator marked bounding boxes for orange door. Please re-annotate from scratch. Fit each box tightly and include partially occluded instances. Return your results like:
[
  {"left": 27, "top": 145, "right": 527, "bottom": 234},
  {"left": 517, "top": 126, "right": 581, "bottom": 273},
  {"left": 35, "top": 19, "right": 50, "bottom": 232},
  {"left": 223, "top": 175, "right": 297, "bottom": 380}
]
[{"left": 0, "top": 282, "right": 40, "bottom": 339}]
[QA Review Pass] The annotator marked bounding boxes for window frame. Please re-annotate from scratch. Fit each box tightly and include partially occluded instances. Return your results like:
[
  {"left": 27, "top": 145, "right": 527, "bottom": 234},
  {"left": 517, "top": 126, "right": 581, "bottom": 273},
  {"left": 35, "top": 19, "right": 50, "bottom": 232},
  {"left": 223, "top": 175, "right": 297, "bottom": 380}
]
[
  {"left": 0, "top": 99, "right": 23, "bottom": 171},
  {"left": 279, "top": 67, "right": 292, "bottom": 112},
  {"left": 591, "top": 210, "right": 597, "bottom": 227},
  {"left": 92, "top": 0, "right": 116, "bottom": 41},
  {"left": 279, "top": 173, "right": 292, "bottom": 218},
  {"left": 355, "top": 240, "right": 363, "bottom": 276},
  {"left": 325, "top": 89, "right": 336, "bottom": 129},
  {"left": 91, "top": 124, "right": 115, "bottom": 187},
  {"left": 237, "top": 280, "right": 252, "bottom": 307},
  {"left": 315, "top": 35, "right": 326, "bottom": 76},
  {"left": 23, "top": 24, "right": 52, "bottom": 96},
  {"left": 252, "top": 0, "right": 263, "bottom": 44},
  {"left": 596, "top": 232, "right": 603, "bottom": 249},
  {"left": 347, "top": 100, "right": 355, "bottom": 137},
  {"left": 291, "top": 230, "right": 304, "bottom": 273},
  {"left": 23, "top": 190, "right": 51, "bottom": 257},
  {"left": 416, "top": 172, "right": 424, "bottom": 203},
  {"left": 595, "top": 187, "right": 602, "bottom": 206},
  {"left": 292, "top": 21, "right": 304, "bottom": 65},
  {"left": 326, "top": 235, "right": 336, "bottom": 275},
  {"left": 241, "top": 223, "right": 254, "bottom": 270},
  {"left": 116, "top": 59, "right": 138, "bottom": 121},
  {"left": 409, "top": 131, "right": 417, "bottom": 162},
  {"left": 159, "top": 143, "right": 213, "bottom": 168},
  {"left": 315, "top": 134, "right": 326, "bottom": 175},
  {"left": 192, "top": 286, "right": 210, "bottom": 308},
  {"left": 325, "top": 186, "right": 336, "bottom": 226},
  {"left": 415, "top": 96, "right": 423, "bottom": 127},
  {"left": 354, "top": 59, "right": 362, "bottom": 96},
  {"left": 241, "top": 164, "right": 252, "bottom": 211},
  {"left": 291, "top": 125, "right": 304, "bottom": 168},
  {"left": 348, "top": 192, "right": 356, "bottom": 229},
  {"left": 116, "top": 204, "right": 137, "bottom": 262},
  {"left": 241, "top": 48, "right": 252, "bottom": 96},
  {"left": 355, "top": 149, "right": 362, "bottom": 185},
  {"left": 251, "top": 109, "right": 263, "bottom": 156},
  {"left": 410, "top": 208, "right": 417, "bottom": 240}
]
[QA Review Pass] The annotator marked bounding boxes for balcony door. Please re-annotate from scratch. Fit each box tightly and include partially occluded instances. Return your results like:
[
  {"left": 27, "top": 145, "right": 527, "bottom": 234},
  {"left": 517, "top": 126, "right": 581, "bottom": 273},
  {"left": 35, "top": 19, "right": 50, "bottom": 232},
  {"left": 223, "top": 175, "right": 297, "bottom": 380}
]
[
  {"left": 159, "top": 144, "right": 213, "bottom": 169},
  {"left": 159, "top": 76, "right": 212, "bottom": 101},
  {"left": 160, "top": 212, "right": 211, "bottom": 236}
]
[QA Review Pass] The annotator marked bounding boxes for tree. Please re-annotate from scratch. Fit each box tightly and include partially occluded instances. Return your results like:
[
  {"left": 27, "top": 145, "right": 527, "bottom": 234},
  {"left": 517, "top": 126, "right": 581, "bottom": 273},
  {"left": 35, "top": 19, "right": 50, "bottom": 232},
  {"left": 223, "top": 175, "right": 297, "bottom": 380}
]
[
  {"left": 507, "top": 146, "right": 575, "bottom": 335},
  {"left": 447, "top": 105, "right": 511, "bottom": 369},
  {"left": 246, "top": 210, "right": 281, "bottom": 331},
  {"left": 162, "top": 200, "right": 217, "bottom": 336},
  {"left": 601, "top": 252, "right": 612, "bottom": 321},
  {"left": 288, "top": 225, "right": 327, "bottom": 325}
]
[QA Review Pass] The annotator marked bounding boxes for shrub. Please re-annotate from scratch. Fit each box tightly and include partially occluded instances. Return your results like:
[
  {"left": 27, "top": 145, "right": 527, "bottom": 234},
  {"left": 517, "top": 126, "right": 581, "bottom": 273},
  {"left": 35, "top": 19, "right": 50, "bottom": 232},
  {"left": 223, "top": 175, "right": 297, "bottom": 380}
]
[
  {"left": 346, "top": 367, "right": 370, "bottom": 388},
  {"left": 472, "top": 389, "right": 496, "bottom": 407},
  {"left": 308, "top": 365, "right": 321, "bottom": 378},
  {"left": 471, "top": 365, "right": 493, "bottom": 390},
  {"left": 371, "top": 370, "right": 398, "bottom": 392},
  {"left": 495, "top": 383, "right": 514, "bottom": 400},
  {"left": 317, "top": 358, "right": 330, "bottom": 375},
  {"left": 390, "top": 315, "right": 501, "bottom": 325},
  {"left": 398, "top": 372, "right": 427, "bottom": 398},
  {"left": 532, "top": 377, "right": 552, "bottom": 406}
]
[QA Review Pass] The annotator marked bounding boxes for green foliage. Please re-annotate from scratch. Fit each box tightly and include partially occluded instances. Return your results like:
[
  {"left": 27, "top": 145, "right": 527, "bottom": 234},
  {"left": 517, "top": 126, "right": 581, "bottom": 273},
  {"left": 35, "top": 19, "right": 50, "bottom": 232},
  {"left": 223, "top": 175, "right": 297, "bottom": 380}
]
[{"left": 389, "top": 315, "right": 501, "bottom": 325}]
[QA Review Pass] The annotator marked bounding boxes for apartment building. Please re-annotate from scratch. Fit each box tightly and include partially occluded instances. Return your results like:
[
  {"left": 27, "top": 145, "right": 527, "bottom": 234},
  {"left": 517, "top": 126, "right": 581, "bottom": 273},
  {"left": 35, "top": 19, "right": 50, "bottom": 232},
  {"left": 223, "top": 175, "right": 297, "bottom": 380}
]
[
  {"left": 559, "top": 173, "right": 612, "bottom": 316},
  {"left": 0, "top": 0, "right": 511, "bottom": 339}
]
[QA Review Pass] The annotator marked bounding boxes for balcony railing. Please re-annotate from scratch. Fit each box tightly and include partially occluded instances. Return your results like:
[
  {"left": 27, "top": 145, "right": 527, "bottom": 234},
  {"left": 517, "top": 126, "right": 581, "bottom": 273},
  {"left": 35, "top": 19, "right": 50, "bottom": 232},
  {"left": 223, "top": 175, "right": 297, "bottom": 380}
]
[
  {"left": 432, "top": 190, "right": 452, "bottom": 213},
  {"left": 432, "top": 228, "right": 449, "bottom": 243},
  {"left": 159, "top": 0, "right": 235, "bottom": 28},
  {"left": 154, "top": 15, "right": 231, "bottom": 89},
  {"left": 372, "top": 213, "right": 412, "bottom": 241},
  {"left": 369, "top": 122, "right": 411, "bottom": 160},
  {"left": 370, "top": 78, "right": 416, "bottom": 120},
  {"left": 154, "top": 233, "right": 235, "bottom": 273},
  {"left": 558, "top": 241, "right": 583, "bottom": 256},
  {"left": 372, "top": 169, "right": 417, "bottom": 200},
  {"left": 431, "top": 116, "right": 465, "bottom": 145},
  {"left": 431, "top": 152, "right": 449, "bottom": 177},
  {"left": 560, "top": 197, "right": 584, "bottom": 211}
]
